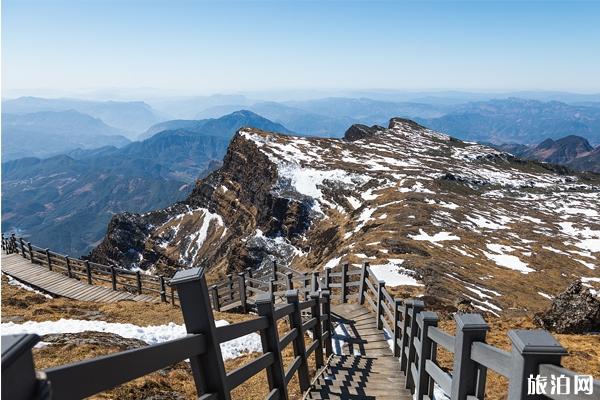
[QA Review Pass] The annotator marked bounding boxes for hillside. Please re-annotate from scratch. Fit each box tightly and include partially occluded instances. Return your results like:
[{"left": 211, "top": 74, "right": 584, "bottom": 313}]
[
  {"left": 90, "top": 118, "right": 600, "bottom": 314},
  {"left": 1, "top": 111, "right": 293, "bottom": 256},
  {"left": 1, "top": 110, "right": 130, "bottom": 160},
  {"left": 494, "top": 135, "right": 600, "bottom": 173}
]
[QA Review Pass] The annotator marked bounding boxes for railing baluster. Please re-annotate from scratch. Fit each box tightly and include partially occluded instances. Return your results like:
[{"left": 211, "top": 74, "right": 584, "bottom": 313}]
[
  {"left": 238, "top": 272, "right": 247, "bottom": 313},
  {"left": 415, "top": 311, "right": 438, "bottom": 400},
  {"left": 405, "top": 300, "right": 424, "bottom": 392},
  {"left": 211, "top": 285, "right": 220, "bottom": 312},
  {"left": 451, "top": 314, "right": 489, "bottom": 400},
  {"left": 159, "top": 276, "right": 167, "bottom": 302},
  {"left": 376, "top": 280, "right": 385, "bottom": 330},
  {"left": 85, "top": 261, "right": 92, "bottom": 284},
  {"left": 136, "top": 271, "right": 142, "bottom": 295},
  {"left": 358, "top": 262, "right": 368, "bottom": 304},
  {"left": 341, "top": 262, "right": 348, "bottom": 303},
  {"left": 286, "top": 272, "right": 294, "bottom": 290},
  {"left": 256, "top": 293, "right": 288, "bottom": 400},
  {"left": 321, "top": 290, "right": 333, "bottom": 357},
  {"left": 311, "top": 272, "right": 319, "bottom": 292},
  {"left": 286, "top": 290, "right": 310, "bottom": 392},
  {"left": 66, "top": 257, "right": 72, "bottom": 278},
  {"left": 227, "top": 274, "right": 234, "bottom": 300},
  {"left": 171, "top": 268, "right": 229, "bottom": 399},
  {"left": 323, "top": 268, "right": 330, "bottom": 291},
  {"left": 111, "top": 267, "right": 117, "bottom": 290},
  {"left": 310, "top": 292, "right": 324, "bottom": 368},
  {"left": 393, "top": 298, "right": 402, "bottom": 357},
  {"left": 27, "top": 242, "right": 33, "bottom": 262},
  {"left": 45, "top": 248, "right": 52, "bottom": 271},
  {"left": 19, "top": 238, "right": 26, "bottom": 258}
]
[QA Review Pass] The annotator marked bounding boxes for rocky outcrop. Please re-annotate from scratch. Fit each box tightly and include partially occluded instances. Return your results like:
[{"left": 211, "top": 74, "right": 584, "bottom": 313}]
[
  {"left": 41, "top": 331, "right": 148, "bottom": 349},
  {"left": 344, "top": 124, "right": 384, "bottom": 141},
  {"left": 535, "top": 281, "right": 600, "bottom": 333}
]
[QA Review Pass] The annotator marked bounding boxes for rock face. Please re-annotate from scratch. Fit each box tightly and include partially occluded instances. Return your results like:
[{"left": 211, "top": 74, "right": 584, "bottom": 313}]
[
  {"left": 535, "top": 281, "right": 600, "bottom": 333},
  {"left": 90, "top": 118, "right": 600, "bottom": 313},
  {"left": 41, "top": 331, "right": 148, "bottom": 349}
]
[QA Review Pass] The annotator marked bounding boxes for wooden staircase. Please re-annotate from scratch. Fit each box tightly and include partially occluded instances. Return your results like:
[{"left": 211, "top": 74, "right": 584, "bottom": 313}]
[{"left": 307, "top": 303, "right": 412, "bottom": 400}]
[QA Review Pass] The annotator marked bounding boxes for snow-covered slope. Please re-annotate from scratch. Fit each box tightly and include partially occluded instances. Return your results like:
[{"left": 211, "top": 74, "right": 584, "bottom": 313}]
[{"left": 90, "top": 118, "right": 600, "bottom": 314}]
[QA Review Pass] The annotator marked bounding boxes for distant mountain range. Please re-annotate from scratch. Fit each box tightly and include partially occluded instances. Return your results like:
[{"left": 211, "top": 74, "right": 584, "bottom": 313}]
[
  {"left": 415, "top": 98, "right": 600, "bottom": 145},
  {"left": 1, "top": 110, "right": 292, "bottom": 256},
  {"left": 492, "top": 135, "right": 600, "bottom": 173},
  {"left": 1, "top": 110, "right": 131, "bottom": 160},
  {"left": 2, "top": 96, "right": 167, "bottom": 136}
]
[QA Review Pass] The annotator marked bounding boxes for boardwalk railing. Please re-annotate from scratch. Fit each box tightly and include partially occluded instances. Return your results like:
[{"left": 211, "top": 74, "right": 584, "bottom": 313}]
[
  {"left": 2, "top": 232, "right": 598, "bottom": 399},
  {"left": 316, "top": 261, "right": 600, "bottom": 400},
  {"left": 1, "top": 266, "right": 333, "bottom": 400}
]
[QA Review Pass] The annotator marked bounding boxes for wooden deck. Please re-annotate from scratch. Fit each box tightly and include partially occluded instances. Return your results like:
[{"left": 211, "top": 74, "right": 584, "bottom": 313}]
[
  {"left": 1, "top": 253, "right": 156, "bottom": 303},
  {"left": 307, "top": 303, "right": 412, "bottom": 400}
]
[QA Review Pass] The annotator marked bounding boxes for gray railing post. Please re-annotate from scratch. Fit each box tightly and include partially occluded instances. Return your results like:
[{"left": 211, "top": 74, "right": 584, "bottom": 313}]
[
  {"left": 311, "top": 272, "right": 319, "bottom": 292},
  {"left": 10, "top": 234, "right": 16, "bottom": 254},
  {"left": 19, "top": 238, "right": 26, "bottom": 258},
  {"left": 400, "top": 300, "right": 413, "bottom": 373},
  {"left": 286, "top": 272, "right": 294, "bottom": 290},
  {"left": 321, "top": 290, "right": 333, "bottom": 357},
  {"left": 323, "top": 268, "right": 330, "bottom": 291},
  {"left": 256, "top": 293, "right": 288, "bottom": 400},
  {"left": 136, "top": 271, "right": 142, "bottom": 294},
  {"left": 238, "top": 272, "right": 247, "bottom": 313},
  {"left": 405, "top": 300, "right": 424, "bottom": 391},
  {"left": 415, "top": 311, "right": 439, "bottom": 400},
  {"left": 1, "top": 334, "right": 49, "bottom": 400},
  {"left": 376, "top": 280, "right": 385, "bottom": 330},
  {"left": 272, "top": 260, "right": 278, "bottom": 280},
  {"left": 246, "top": 267, "right": 253, "bottom": 292},
  {"left": 451, "top": 314, "right": 489, "bottom": 400},
  {"left": 171, "top": 267, "right": 229, "bottom": 400},
  {"left": 286, "top": 290, "right": 311, "bottom": 392},
  {"left": 358, "top": 262, "right": 368, "bottom": 304},
  {"left": 269, "top": 278, "right": 276, "bottom": 302},
  {"left": 66, "top": 257, "right": 73, "bottom": 278},
  {"left": 310, "top": 292, "right": 324, "bottom": 368},
  {"left": 210, "top": 285, "right": 220, "bottom": 311},
  {"left": 85, "top": 260, "right": 92, "bottom": 284},
  {"left": 341, "top": 263, "right": 348, "bottom": 303},
  {"left": 393, "top": 298, "right": 402, "bottom": 357},
  {"left": 227, "top": 274, "right": 234, "bottom": 300},
  {"left": 110, "top": 267, "right": 117, "bottom": 290},
  {"left": 27, "top": 242, "right": 33, "bottom": 262},
  {"left": 159, "top": 276, "right": 167, "bottom": 302},
  {"left": 45, "top": 249, "right": 52, "bottom": 271},
  {"left": 303, "top": 273, "right": 309, "bottom": 300},
  {"left": 507, "top": 330, "right": 568, "bottom": 400}
]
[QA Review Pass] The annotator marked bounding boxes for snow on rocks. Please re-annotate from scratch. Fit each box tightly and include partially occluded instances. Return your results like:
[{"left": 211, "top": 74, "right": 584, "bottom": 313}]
[
  {"left": 482, "top": 244, "right": 534, "bottom": 274},
  {"left": 368, "top": 261, "right": 423, "bottom": 287},
  {"left": 0, "top": 319, "right": 262, "bottom": 360}
]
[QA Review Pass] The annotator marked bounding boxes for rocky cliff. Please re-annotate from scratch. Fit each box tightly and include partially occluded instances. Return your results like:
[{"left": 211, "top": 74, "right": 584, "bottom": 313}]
[{"left": 90, "top": 118, "right": 600, "bottom": 314}]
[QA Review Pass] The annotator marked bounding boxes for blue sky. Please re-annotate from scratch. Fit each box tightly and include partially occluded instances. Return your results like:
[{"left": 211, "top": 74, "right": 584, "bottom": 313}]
[{"left": 2, "top": 0, "right": 600, "bottom": 96}]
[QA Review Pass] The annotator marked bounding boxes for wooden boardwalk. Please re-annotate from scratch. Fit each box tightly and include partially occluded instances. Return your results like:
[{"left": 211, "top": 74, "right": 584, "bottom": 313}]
[
  {"left": 1, "top": 253, "right": 156, "bottom": 303},
  {"left": 307, "top": 303, "right": 412, "bottom": 400}
]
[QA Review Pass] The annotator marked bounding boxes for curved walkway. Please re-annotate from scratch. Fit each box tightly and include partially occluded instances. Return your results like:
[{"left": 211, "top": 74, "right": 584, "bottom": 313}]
[{"left": 1, "top": 253, "right": 155, "bottom": 302}]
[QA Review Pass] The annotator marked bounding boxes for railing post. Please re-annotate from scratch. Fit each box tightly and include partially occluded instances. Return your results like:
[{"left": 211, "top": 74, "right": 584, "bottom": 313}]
[
  {"left": 171, "top": 268, "right": 230, "bottom": 400},
  {"left": 84, "top": 260, "right": 92, "bottom": 284},
  {"left": 27, "top": 242, "right": 33, "bottom": 262},
  {"left": 310, "top": 292, "right": 324, "bottom": 368},
  {"left": 358, "top": 262, "right": 368, "bottom": 304},
  {"left": 507, "top": 330, "right": 568, "bottom": 400},
  {"left": 110, "top": 267, "right": 117, "bottom": 290},
  {"left": 136, "top": 271, "right": 142, "bottom": 294},
  {"left": 405, "top": 300, "right": 424, "bottom": 391},
  {"left": 415, "top": 311, "right": 439, "bottom": 400},
  {"left": 323, "top": 268, "right": 330, "bottom": 291},
  {"left": 238, "top": 272, "right": 247, "bottom": 313},
  {"left": 1, "top": 334, "right": 50, "bottom": 400},
  {"left": 286, "top": 290, "right": 311, "bottom": 393},
  {"left": 303, "top": 273, "right": 309, "bottom": 300},
  {"left": 170, "top": 286, "right": 176, "bottom": 306},
  {"left": 45, "top": 249, "right": 52, "bottom": 271},
  {"left": 272, "top": 260, "right": 278, "bottom": 281},
  {"left": 227, "top": 274, "right": 234, "bottom": 300},
  {"left": 19, "top": 238, "right": 26, "bottom": 258},
  {"left": 321, "top": 290, "right": 333, "bottom": 357},
  {"left": 393, "top": 298, "right": 402, "bottom": 357},
  {"left": 451, "top": 314, "right": 489, "bottom": 400},
  {"left": 256, "top": 293, "right": 288, "bottom": 400},
  {"left": 286, "top": 272, "right": 294, "bottom": 290},
  {"left": 159, "top": 276, "right": 167, "bottom": 302},
  {"left": 10, "top": 234, "right": 17, "bottom": 254},
  {"left": 311, "top": 272, "right": 319, "bottom": 292},
  {"left": 341, "top": 262, "right": 348, "bottom": 303},
  {"left": 269, "top": 278, "right": 276, "bottom": 302},
  {"left": 400, "top": 300, "right": 413, "bottom": 373},
  {"left": 376, "top": 280, "right": 385, "bottom": 330},
  {"left": 65, "top": 257, "right": 72, "bottom": 278},
  {"left": 210, "top": 285, "right": 220, "bottom": 311},
  {"left": 1, "top": 233, "right": 5, "bottom": 251}
]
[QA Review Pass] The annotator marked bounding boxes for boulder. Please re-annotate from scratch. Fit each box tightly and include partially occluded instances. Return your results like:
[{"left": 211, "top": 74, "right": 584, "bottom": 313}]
[{"left": 535, "top": 281, "right": 600, "bottom": 334}]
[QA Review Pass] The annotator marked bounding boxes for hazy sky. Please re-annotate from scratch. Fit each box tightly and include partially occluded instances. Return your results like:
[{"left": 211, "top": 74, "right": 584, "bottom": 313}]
[{"left": 2, "top": 0, "right": 600, "bottom": 96}]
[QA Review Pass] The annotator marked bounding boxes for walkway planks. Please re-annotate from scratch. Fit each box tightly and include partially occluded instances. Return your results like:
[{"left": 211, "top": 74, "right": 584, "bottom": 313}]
[
  {"left": 307, "top": 302, "right": 412, "bottom": 400},
  {"left": 1, "top": 253, "right": 156, "bottom": 303}
]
